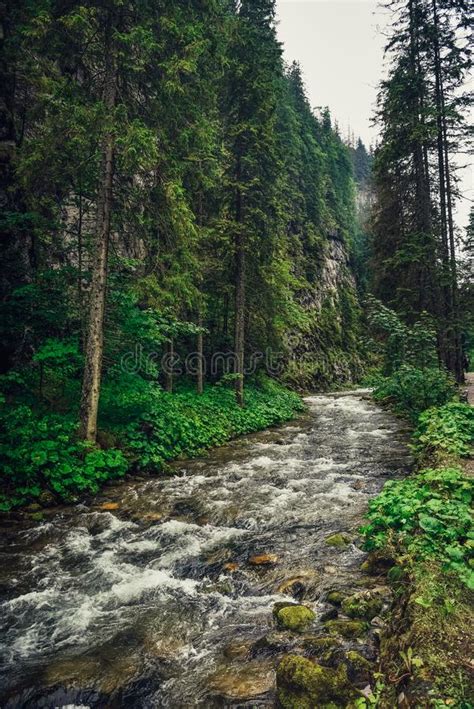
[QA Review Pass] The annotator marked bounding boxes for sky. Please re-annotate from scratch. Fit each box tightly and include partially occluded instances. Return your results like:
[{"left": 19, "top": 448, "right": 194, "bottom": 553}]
[
  {"left": 275, "top": 0, "right": 389, "bottom": 147},
  {"left": 275, "top": 0, "right": 472, "bottom": 229}
]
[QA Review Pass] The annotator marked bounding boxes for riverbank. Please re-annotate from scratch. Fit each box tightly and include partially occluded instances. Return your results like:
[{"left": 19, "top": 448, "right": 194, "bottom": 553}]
[
  {"left": 358, "top": 391, "right": 474, "bottom": 706},
  {"left": 0, "top": 391, "right": 412, "bottom": 706},
  {"left": 0, "top": 379, "right": 303, "bottom": 513}
]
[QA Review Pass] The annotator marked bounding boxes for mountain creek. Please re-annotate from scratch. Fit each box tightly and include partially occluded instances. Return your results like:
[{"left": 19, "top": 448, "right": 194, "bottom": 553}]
[{"left": 0, "top": 391, "right": 413, "bottom": 708}]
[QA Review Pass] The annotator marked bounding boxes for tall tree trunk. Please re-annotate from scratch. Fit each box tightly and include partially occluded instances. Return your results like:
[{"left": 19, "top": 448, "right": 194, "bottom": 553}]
[
  {"left": 78, "top": 19, "right": 117, "bottom": 442},
  {"left": 197, "top": 312, "right": 204, "bottom": 395},
  {"left": 439, "top": 70, "right": 463, "bottom": 382},
  {"left": 165, "top": 339, "right": 174, "bottom": 393},
  {"left": 431, "top": 0, "right": 455, "bottom": 375},
  {"left": 234, "top": 158, "right": 245, "bottom": 407}
]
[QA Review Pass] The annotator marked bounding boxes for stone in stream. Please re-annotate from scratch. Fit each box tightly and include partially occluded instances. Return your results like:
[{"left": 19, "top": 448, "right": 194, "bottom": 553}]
[
  {"left": 249, "top": 553, "right": 278, "bottom": 566},
  {"left": 274, "top": 604, "right": 316, "bottom": 633},
  {"left": 99, "top": 502, "right": 120, "bottom": 511},
  {"left": 223, "top": 562, "right": 239, "bottom": 573},
  {"left": 324, "top": 619, "right": 368, "bottom": 639},
  {"left": 341, "top": 589, "right": 386, "bottom": 621},
  {"left": 207, "top": 660, "right": 274, "bottom": 702},
  {"left": 343, "top": 650, "right": 374, "bottom": 686},
  {"left": 324, "top": 532, "right": 351, "bottom": 547},
  {"left": 251, "top": 631, "right": 296, "bottom": 658},
  {"left": 326, "top": 590, "right": 345, "bottom": 606},
  {"left": 301, "top": 635, "right": 342, "bottom": 664},
  {"left": 277, "top": 570, "right": 320, "bottom": 600},
  {"left": 276, "top": 654, "right": 353, "bottom": 708}
]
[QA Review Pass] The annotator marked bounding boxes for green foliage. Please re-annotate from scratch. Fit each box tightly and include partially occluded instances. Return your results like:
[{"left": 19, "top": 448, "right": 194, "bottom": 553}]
[
  {"left": 0, "top": 378, "right": 302, "bottom": 511},
  {"left": 0, "top": 404, "right": 128, "bottom": 511},
  {"left": 414, "top": 403, "right": 474, "bottom": 458},
  {"left": 120, "top": 379, "right": 303, "bottom": 470},
  {"left": 372, "top": 365, "right": 456, "bottom": 421},
  {"left": 366, "top": 296, "right": 439, "bottom": 374},
  {"left": 362, "top": 467, "right": 473, "bottom": 589}
]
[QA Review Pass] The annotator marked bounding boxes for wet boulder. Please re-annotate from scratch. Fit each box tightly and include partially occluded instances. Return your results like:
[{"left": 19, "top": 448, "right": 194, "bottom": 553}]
[
  {"left": 207, "top": 660, "right": 274, "bottom": 702},
  {"left": 326, "top": 590, "right": 345, "bottom": 606},
  {"left": 251, "top": 631, "right": 295, "bottom": 658},
  {"left": 341, "top": 589, "right": 388, "bottom": 621},
  {"left": 274, "top": 604, "right": 316, "bottom": 633},
  {"left": 343, "top": 650, "right": 374, "bottom": 687},
  {"left": 324, "top": 619, "right": 367, "bottom": 639},
  {"left": 249, "top": 553, "right": 278, "bottom": 566},
  {"left": 301, "top": 636, "right": 342, "bottom": 665},
  {"left": 276, "top": 654, "right": 352, "bottom": 708}
]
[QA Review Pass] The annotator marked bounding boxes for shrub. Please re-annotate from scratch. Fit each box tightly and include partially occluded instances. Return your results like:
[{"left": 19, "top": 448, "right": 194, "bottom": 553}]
[
  {"left": 371, "top": 365, "right": 456, "bottom": 421},
  {"left": 413, "top": 402, "right": 474, "bottom": 459},
  {"left": 0, "top": 404, "right": 128, "bottom": 511},
  {"left": 361, "top": 467, "right": 474, "bottom": 589}
]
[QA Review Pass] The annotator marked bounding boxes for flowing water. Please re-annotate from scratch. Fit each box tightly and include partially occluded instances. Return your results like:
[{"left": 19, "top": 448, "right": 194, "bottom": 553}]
[{"left": 0, "top": 392, "right": 412, "bottom": 708}]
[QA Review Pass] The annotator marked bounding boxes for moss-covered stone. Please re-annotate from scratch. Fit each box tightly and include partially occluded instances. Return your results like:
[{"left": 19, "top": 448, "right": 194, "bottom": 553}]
[
  {"left": 276, "top": 654, "right": 352, "bottom": 708},
  {"left": 275, "top": 604, "right": 316, "bottom": 633},
  {"left": 344, "top": 650, "right": 373, "bottom": 685},
  {"left": 325, "top": 533, "right": 350, "bottom": 547},
  {"left": 341, "top": 591, "right": 384, "bottom": 620},
  {"left": 326, "top": 590, "right": 344, "bottom": 606},
  {"left": 324, "top": 619, "right": 367, "bottom": 639},
  {"left": 302, "top": 636, "right": 341, "bottom": 664}
]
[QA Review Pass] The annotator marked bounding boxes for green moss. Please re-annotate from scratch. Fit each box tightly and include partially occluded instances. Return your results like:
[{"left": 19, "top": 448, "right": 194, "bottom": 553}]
[
  {"left": 326, "top": 590, "right": 344, "bottom": 606},
  {"left": 324, "top": 619, "right": 367, "bottom": 639},
  {"left": 325, "top": 533, "right": 350, "bottom": 547},
  {"left": 276, "top": 605, "right": 316, "bottom": 633},
  {"left": 302, "top": 636, "right": 340, "bottom": 664},
  {"left": 341, "top": 591, "right": 384, "bottom": 620},
  {"left": 276, "top": 654, "right": 352, "bottom": 708},
  {"left": 344, "top": 650, "right": 373, "bottom": 683}
]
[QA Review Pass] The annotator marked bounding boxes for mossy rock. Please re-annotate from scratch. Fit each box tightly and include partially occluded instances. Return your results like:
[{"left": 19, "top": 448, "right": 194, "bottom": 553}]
[
  {"left": 276, "top": 654, "right": 352, "bottom": 708},
  {"left": 324, "top": 619, "right": 367, "bottom": 639},
  {"left": 275, "top": 605, "right": 316, "bottom": 633},
  {"left": 344, "top": 650, "right": 373, "bottom": 685},
  {"left": 341, "top": 591, "right": 384, "bottom": 621},
  {"left": 326, "top": 590, "right": 345, "bottom": 606},
  {"left": 29, "top": 512, "right": 45, "bottom": 522},
  {"left": 25, "top": 503, "right": 42, "bottom": 513},
  {"left": 325, "top": 533, "right": 350, "bottom": 547},
  {"left": 302, "top": 636, "right": 341, "bottom": 664}
]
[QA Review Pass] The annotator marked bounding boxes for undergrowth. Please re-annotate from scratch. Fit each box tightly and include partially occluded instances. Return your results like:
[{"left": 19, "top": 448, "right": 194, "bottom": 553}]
[{"left": 0, "top": 378, "right": 303, "bottom": 511}]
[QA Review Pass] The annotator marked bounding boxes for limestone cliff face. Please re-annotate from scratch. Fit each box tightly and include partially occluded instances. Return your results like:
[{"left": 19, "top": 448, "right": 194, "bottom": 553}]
[{"left": 284, "top": 236, "right": 363, "bottom": 390}]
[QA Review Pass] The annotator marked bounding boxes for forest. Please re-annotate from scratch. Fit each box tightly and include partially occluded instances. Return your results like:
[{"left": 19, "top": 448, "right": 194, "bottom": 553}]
[{"left": 0, "top": 0, "right": 472, "bottom": 707}]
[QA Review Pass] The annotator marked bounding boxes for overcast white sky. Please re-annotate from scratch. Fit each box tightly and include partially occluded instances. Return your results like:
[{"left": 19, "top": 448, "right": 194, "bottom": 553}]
[{"left": 275, "top": 0, "right": 472, "bottom": 229}]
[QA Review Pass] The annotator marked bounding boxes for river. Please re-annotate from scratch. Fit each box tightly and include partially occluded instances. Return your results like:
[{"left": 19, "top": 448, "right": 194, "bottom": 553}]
[{"left": 0, "top": 391, "right": 412, "bottom": 707}]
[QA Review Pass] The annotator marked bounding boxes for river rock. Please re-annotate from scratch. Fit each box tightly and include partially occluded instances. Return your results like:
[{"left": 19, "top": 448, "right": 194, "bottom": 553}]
[
  {"left": 207, "top": 661, "right": 274, "bottom": 701},
  {"left": 223, "top": 562, "right": 239, "bottom": 573},
  {"left": 276, "top": 654, "right": 352, "bottom": 708},
  {"left": 324, "top": 619, "right": 367, "bottom": 639},
  {"left": 302, "top": 635, "right": 341, "bottom": 664},
  {"left": 249, "top": 553, "right": 278, "bottom": 566},
  {"left": 343, "top": 650, "right": 373, "bottom": 686},
  {"left": 45, "top": 652, "right": 140, "bottom": 695},
  {"left": 38, "top": 491, "right": 57, "bottom": 507},
  {"left": 326, "top": 590, "right": 345, "bottom": 606},
  {"left": 251, "top": 631, "right": 295, "bottom": 658},
  {"left": 341, "top": 589, "right": 388, "bottom": 620},
  {"left": 223, "top": 639, "right": 254, "bottom": 660},
  {"left": 275, "top": 604, "right": 316, "bottom": 633},
  {"left": 325, "top": 532, "right": 350, "bottom": 547},
  {"left": 99, "top": 502, "right": 120, "bottom": 511}
]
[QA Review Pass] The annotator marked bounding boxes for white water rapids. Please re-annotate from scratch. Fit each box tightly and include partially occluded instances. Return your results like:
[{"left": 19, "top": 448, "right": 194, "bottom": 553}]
[{"left": 0, "top": 392, "right": 412, "bottom": 707}]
